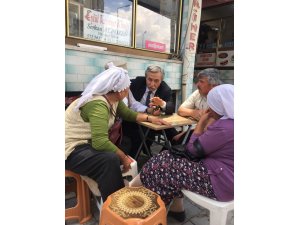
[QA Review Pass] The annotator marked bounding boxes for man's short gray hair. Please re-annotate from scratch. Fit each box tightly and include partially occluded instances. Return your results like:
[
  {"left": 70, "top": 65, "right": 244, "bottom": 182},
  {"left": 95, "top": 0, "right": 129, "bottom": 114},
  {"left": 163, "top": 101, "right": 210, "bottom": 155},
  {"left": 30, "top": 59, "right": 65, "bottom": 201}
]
[
  {"left": 145, "top": 65, "right": 165, "bottom": 79},
  {"left": 193, "top": 68, "right": 222, "bottom": 85}
]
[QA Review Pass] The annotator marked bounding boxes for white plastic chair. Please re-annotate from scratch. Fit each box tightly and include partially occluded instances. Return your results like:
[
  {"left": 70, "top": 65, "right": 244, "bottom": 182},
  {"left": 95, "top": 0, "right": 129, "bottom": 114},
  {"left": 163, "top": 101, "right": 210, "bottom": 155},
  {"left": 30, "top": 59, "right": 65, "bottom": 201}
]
[{"left": 182, "top": 189, "right": 234, "bottom": 225}]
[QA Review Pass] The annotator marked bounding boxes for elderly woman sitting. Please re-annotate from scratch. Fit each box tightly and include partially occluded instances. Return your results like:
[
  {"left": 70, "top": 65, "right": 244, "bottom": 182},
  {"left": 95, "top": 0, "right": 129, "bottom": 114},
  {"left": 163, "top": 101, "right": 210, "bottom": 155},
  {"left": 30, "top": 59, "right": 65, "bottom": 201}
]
[
  {"left": 130, "top": 84, "right": 234, "bottom": 222},
  {"left": 65, "top": 63, "right": 170, "bottom": 202}
]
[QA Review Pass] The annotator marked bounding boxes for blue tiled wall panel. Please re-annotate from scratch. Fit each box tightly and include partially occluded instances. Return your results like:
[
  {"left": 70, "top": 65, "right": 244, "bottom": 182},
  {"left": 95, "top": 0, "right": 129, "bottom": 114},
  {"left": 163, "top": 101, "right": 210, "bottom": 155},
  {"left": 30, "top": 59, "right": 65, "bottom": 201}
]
[
  {"left": 127, "top": 61, "right": 146, "bottom": 70},
  {"left": 164, "top": 64, "right": 173, "bottom": 73},
  {"left": 127, "top": 69, "right": 145, "bottom": 78},
  {"left": 78, "top": 74, "right": 95, "bottom": 82},
  {"left": 173, "top": 64, "right": 182, "bottom": 73},
  {"left": 65, "top": 74, "right": 78, "bottom": 82},
  {"left": 82, "top": 66, "right": 101, "bottom": 75},
  {"left": 65, "top": 55, "right": 95, "bottom": 66},
  {"left": 65, "top": 49, "right": 183, "bottom": 93},
  {"left": 66, "top": 82, "right": 84, "bottom": 91}
]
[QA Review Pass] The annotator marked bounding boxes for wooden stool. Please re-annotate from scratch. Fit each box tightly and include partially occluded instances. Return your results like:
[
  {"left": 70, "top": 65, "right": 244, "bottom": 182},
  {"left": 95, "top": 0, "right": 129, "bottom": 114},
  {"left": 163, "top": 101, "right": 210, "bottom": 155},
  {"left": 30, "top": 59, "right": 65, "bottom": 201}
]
[
  {"left": 65, "top": 170, "right": 92, "bottom": 224},
  {"left": 99, "top": 186, "right": 166, "bottom": 225}
]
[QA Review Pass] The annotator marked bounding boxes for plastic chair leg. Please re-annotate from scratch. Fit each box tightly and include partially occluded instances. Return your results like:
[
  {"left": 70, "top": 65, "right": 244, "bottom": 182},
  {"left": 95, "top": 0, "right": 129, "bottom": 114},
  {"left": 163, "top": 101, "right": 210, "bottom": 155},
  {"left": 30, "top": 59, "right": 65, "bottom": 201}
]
[{"left": 210, "top": 209, "right": 228, "bottom": 225}]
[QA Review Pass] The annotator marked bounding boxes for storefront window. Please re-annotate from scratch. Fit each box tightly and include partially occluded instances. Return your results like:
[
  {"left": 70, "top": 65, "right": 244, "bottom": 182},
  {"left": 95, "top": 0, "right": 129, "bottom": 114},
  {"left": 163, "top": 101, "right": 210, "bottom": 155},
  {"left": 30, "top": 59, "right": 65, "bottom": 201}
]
[
  {"left": 66, "top": 0, "right": 181, "bottom": 54},
  {"left": 197, "top": 20, "right": 220, "bottom": 51},
  {"left": 136, "top": 0, "right": 180, "bottom": 53},
  {"left": 220, "top": 17, "right": 234, "bottom": 48},
  {"left": 68, "top": 0, "right": 133, "bottom": 47},
  {"left": 197, "top": 3, "right": 234, "bottom": 53}
]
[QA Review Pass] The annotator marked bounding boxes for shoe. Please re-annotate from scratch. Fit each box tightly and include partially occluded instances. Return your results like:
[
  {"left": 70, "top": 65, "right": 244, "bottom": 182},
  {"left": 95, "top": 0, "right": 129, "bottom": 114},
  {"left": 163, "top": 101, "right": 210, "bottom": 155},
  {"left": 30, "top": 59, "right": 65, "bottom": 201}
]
[{"left": 168, "top": 210, "right": 186, "bottom": 222}]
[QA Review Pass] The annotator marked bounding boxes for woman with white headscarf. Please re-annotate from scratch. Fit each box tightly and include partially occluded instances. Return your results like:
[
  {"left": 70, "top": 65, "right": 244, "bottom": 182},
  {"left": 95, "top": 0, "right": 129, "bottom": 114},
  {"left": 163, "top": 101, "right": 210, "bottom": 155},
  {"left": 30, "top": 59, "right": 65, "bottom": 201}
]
[
  {"left": 130, "top": 84, "right": 234, "bottom": 222},
  {"left": 65, "top": 63, "right": 170, "bottom": 201}
]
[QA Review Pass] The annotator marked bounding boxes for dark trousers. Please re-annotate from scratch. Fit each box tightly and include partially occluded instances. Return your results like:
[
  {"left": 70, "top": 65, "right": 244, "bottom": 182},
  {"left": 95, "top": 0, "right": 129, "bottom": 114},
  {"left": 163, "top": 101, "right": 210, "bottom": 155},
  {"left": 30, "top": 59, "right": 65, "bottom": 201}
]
[
  {"left": 65, "top": 144, "right": 125, "bottom": 202},
  {"left": 122, "top": 121, "right": 178, "bottom": 158}
]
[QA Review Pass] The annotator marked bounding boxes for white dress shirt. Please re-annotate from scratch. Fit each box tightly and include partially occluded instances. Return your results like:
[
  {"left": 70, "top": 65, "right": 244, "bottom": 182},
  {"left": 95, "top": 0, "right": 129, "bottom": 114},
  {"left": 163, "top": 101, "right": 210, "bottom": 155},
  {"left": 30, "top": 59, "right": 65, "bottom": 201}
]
[
  {"left": 123, "top": 88, "right": 167, "bottom": 112},
  {"left": 123, "top": 90, "right": 147, "bottom": 112}
]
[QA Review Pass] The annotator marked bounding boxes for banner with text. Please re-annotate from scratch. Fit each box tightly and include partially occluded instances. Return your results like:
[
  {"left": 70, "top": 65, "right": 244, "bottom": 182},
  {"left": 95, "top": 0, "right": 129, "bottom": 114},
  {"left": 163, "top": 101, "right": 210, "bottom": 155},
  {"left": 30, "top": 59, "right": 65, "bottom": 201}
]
[{"left": 83, "top": 8, "right": 131, "bottom": 46}]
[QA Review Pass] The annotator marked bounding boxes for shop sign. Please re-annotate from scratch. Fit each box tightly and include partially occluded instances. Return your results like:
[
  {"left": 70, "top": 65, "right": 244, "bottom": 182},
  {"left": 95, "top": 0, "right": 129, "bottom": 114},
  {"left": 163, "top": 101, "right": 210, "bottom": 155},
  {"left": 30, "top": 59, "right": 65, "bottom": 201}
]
[
  {"left": 195, "top": 53, "right": 216, "bottom": 67},
  {"left": 216, "top": 50, "right": 234, "bottom": 67},
  {"left": 145, "top": 40, "right": 166, "bottom": 52},
  {"left": 186, "top": 0, "right": 201, "bottom": 53},
  {"left": 83, "top": 8, "right": 130, "bottom": 46}
]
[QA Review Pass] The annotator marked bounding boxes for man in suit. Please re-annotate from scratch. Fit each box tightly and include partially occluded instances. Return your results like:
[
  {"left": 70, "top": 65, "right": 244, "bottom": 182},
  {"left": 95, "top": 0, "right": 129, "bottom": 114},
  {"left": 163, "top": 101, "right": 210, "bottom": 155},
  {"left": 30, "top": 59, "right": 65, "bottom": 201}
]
[{"left": 123, "top": 65, "right": 178, "bottom": 158}]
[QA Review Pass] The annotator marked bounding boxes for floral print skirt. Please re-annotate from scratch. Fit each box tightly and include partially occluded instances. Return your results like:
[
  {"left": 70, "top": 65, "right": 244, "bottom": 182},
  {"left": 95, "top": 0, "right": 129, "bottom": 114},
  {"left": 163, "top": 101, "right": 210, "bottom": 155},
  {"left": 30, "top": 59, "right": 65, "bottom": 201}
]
[{"left": 140, "top": 150, "right": 217, "bottom": 205}]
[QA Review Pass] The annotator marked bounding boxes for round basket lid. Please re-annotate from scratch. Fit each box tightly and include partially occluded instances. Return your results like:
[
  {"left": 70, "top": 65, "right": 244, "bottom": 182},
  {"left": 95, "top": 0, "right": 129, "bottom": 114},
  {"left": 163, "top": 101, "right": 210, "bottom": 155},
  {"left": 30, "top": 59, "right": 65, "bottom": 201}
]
[{"left": 109, "top": 186, "right": 160, "bottom": 219}]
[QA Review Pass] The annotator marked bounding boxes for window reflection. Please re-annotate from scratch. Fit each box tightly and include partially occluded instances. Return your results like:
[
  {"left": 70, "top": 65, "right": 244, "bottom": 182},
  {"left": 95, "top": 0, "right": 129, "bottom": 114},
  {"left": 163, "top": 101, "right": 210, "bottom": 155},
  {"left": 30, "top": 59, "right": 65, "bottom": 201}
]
[
  {"left": 136, "top": 0, "right": 180, "bottom": 53},
  {"left": 198, "top": 20, "right": 220, "bottom": 51},
  {"left": 68, "top": 0, "right": 133, "bottom": 47},
  {"left": 220, "top": 17, "right": 234, "bottom": 48},
  {"left": 67, "top": 0, "right": 181, "bottom": 54}
]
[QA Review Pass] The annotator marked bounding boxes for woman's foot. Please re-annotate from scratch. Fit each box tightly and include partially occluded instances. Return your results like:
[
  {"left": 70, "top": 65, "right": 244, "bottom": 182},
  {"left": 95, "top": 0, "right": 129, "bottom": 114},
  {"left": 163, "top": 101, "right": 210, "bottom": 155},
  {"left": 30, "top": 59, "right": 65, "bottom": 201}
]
[
  {"left": 168, "top": 210, "right": 186, "bottom": 222},
  {"left": 168, "top": 197, "right": 185, "bottom": 222}
]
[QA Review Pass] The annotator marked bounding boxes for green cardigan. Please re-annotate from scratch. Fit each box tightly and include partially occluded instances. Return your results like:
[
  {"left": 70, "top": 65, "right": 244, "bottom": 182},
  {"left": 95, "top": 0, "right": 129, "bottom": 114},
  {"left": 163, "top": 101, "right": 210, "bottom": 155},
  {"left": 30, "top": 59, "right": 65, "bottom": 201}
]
[
  {"left": 81, "top": 99, "right": 138, "bottom": 152},
  {"left": 65, "top": 96, "right": 138, "bottom": 160}
]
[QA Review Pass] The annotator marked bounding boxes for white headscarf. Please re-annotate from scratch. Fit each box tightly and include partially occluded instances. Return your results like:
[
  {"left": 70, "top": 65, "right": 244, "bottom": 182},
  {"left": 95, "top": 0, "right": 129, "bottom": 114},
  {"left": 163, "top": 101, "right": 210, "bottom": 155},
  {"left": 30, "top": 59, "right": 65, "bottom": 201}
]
[
  {"left": 74, "top": 62, "right": 131, "bottom": 111},
  {"left": 207, "top": 84, "right": 234, "bottom": 119}
]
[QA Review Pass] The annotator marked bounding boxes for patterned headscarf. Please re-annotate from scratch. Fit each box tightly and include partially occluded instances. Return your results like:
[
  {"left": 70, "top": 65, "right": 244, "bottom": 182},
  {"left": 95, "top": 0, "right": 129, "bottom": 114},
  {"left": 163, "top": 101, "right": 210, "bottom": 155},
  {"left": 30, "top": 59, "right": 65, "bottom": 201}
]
[
  {"left": 207, "top": 84, "right": 234, "bottom": 119},
  {"left": 74, "top": 62, "right": 131, "bottom": 111}
]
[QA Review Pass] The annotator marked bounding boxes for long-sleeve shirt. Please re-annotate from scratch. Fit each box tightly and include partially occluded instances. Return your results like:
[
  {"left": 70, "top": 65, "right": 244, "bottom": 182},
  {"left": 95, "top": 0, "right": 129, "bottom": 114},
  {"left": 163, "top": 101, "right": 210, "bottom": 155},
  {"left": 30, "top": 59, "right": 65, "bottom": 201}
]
[
  {"left": 186, "top": 119, "right": 234, "bottom": 201},
  {"left": 65, "top": 96, "right": 138, "bottom": 160},
  {"left": 123, "top": 90, "right": 147, "bottom": 112}
]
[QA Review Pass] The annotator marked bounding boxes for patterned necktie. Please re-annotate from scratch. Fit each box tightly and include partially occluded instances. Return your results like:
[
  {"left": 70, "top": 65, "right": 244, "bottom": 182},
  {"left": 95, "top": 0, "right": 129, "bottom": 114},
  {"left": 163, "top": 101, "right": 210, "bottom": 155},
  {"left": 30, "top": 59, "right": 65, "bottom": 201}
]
[{"left": 145, "top": 91, "right": 152, "bottom": 106}]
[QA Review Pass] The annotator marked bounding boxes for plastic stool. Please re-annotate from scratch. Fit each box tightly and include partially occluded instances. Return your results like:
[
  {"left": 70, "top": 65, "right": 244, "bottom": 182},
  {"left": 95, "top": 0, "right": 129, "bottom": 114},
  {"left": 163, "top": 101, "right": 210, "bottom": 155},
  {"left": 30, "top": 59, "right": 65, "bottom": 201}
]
[
  {"left": 99, "top": 186, "right": 167, "bottom": 225},
  {"left": 65, "top": 170, "right": 92, "bottom": 224},
  {"left": 182, "top": 189, "right": 234, "bottom": 225}
]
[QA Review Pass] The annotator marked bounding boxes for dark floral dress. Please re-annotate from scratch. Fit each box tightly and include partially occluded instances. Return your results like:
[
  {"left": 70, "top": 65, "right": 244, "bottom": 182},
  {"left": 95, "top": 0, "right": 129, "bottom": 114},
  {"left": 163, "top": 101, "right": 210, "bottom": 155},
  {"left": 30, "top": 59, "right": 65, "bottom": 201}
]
[{"left": 140, "top": 150, "right": 217, "bottom": 205}]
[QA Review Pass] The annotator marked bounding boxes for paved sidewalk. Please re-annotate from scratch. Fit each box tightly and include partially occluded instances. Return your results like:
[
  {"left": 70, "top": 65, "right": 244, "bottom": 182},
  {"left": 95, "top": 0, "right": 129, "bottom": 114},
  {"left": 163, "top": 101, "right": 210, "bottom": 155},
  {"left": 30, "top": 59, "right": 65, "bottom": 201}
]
[
  {"left": 66, "top": 196, "right": 234, "bottom": 225},
  {"left": 66, "top": 144, "right": 234, "bottom": 225}
]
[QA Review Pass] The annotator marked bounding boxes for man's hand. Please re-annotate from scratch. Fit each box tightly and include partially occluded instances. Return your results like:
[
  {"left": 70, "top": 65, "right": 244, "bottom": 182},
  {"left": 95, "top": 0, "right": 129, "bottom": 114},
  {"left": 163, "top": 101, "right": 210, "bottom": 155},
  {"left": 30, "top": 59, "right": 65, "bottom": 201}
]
[
  {"left": 150, "top": 97, "right": 165, "bottom": 107},
  {"left": 146, "top": 106, "right": 161, "bottom": 116},
  {"left": 152, "top": 108, "right": 161, "bottom": 116}
]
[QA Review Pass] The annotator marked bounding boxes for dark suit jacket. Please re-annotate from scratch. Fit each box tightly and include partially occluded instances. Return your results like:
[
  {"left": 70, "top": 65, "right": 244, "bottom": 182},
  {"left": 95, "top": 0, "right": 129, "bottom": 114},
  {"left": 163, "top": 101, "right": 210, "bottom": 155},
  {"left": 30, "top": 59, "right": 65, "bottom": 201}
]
[{"left": 130, "top": 76, "right": 175, "bottom": 115}]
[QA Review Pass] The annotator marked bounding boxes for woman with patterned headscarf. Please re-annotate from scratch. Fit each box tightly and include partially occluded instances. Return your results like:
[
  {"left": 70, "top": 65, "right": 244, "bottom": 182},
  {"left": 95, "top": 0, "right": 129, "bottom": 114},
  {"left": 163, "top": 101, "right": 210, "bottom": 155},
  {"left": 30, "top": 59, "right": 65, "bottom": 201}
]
[
  {"left": 65, "top": 62, "right": 170, "bottom": 201},
  {"left": 130, "top": 84, "right": 234, "bottom": 222}
]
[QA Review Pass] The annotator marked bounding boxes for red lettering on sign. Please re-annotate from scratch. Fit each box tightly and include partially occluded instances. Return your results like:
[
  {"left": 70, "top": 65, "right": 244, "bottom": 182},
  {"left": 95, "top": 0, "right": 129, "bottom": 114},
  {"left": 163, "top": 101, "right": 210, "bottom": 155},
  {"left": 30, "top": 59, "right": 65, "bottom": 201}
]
[
  {"left": 192, "top": 13, "right": 197, "bottom": 22},
  {"left": 190, "top": 33, "right": 196, "bottom": 41},
  {"left": 191, "top": 23, "right": 198, "bottom": 32},
  {"left": 189, "top": 42, "right": 195, "bottom": 50},
  {"left": 193, "top": 0, "right": 200, "bottom": 9}
]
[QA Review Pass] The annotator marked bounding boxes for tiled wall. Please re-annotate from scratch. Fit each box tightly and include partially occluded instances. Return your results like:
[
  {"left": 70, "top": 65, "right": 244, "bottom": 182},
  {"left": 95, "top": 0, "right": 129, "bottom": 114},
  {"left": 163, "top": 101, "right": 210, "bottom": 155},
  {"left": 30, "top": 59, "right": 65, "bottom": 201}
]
[{"left": 65, "top": 47, "right": 183, "bottom": 92}]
